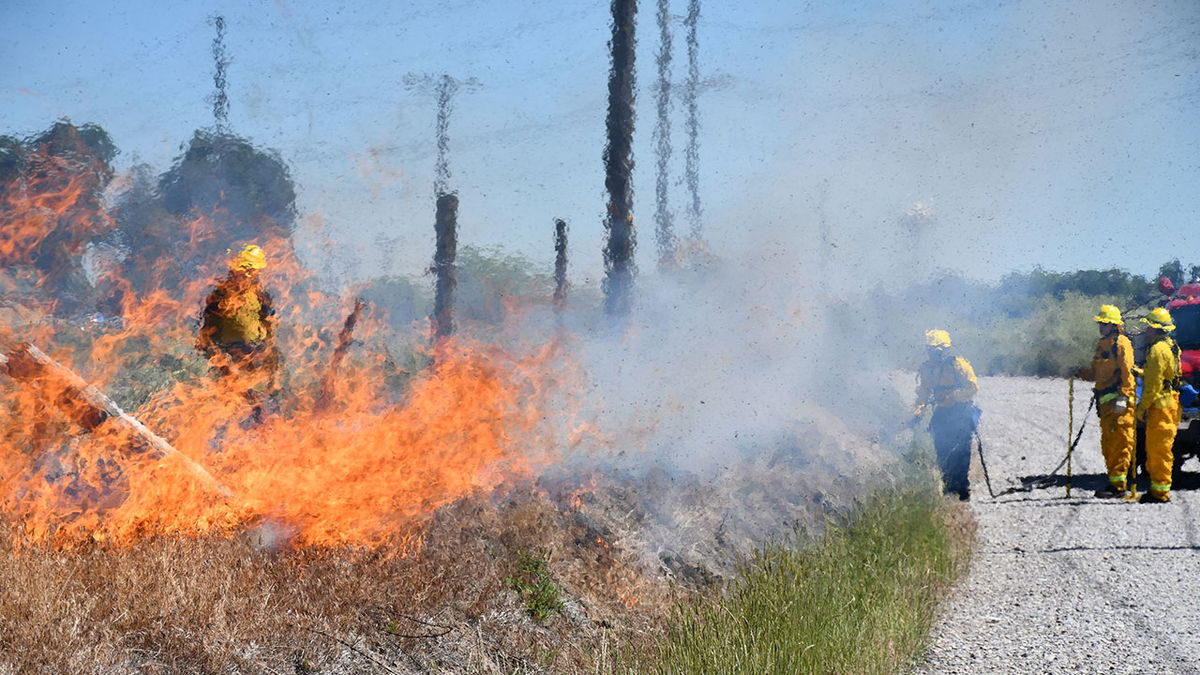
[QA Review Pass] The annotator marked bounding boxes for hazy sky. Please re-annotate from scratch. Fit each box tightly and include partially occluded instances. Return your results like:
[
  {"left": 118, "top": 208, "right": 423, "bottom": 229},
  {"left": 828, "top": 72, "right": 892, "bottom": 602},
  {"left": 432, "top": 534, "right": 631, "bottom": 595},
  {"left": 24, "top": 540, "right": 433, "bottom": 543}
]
[{"left": 3, "top": 0, "right": 1198, "bottom": 288}]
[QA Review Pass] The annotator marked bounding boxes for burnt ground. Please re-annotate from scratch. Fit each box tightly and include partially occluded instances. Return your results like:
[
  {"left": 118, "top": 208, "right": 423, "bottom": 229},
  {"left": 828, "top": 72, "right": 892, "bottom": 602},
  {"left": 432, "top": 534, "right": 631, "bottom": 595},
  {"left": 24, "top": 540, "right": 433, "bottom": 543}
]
[{"left": 917, "top": 375, "right": 1200, "bottom": 674}]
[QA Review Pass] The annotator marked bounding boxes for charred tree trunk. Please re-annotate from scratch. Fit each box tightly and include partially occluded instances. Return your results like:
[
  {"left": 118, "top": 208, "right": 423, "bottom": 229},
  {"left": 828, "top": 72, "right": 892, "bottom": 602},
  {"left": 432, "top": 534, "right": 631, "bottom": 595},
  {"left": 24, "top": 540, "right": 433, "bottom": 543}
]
[
  {"left": 432, "top": 192, "right": 459, "bottom": 340},
  {"left": 554, "top": 218, "right": 569, "bottom": 309},
  {"left": 602, "top": 0, "right": 638, "bottom": 316}
]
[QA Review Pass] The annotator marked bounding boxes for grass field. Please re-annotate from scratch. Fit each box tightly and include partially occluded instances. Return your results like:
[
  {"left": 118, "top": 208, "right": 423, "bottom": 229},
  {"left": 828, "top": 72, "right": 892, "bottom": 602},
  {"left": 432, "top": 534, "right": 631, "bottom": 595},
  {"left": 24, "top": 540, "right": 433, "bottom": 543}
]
[{"left": 637, "top": 480, "right": 974, "bottom": 674}]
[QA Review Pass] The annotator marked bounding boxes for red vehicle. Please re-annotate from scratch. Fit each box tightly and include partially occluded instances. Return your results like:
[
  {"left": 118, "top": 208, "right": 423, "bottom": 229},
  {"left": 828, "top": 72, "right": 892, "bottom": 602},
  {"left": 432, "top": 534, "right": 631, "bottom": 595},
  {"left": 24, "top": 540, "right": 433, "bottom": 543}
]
[
  {"left": 1136, "top": 282, "right": 1200, "bottom": 470},
  {"left": 1166, "top": 284, "right": 1200, "bottom": 443}
]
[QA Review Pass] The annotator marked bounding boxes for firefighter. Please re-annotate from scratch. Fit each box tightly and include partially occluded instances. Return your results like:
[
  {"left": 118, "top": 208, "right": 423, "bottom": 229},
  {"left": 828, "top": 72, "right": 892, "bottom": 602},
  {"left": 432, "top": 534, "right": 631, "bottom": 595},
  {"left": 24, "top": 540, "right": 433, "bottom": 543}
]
[
  {"left": 1091, "top": 305, "right": 1137, "bottom": 498},
  {"left": 1135, "top": 307, "right": 1182, "bottom": 503},
  {"left": 197, "top": 244, "right": 280, "bottom": 397},
  {"left": 914, "top": 329, "right": 980, "bottom": 500}
]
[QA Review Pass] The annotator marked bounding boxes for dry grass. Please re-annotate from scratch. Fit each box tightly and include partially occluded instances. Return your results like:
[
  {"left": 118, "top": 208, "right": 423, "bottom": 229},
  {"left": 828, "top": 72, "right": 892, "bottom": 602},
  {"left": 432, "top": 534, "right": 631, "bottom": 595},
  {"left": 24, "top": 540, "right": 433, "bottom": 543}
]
[
  {"left": 0, "top": 488, "right": 673, "bottom": 674},
  {"left": 0, "top": 447, "right": 967, "bottom": 674},
  {"left": 0, "top": 306, "right": 916, "bottom": 673},
  {"left": 0, "top": 441, "right": 900, "bottom": 673}
]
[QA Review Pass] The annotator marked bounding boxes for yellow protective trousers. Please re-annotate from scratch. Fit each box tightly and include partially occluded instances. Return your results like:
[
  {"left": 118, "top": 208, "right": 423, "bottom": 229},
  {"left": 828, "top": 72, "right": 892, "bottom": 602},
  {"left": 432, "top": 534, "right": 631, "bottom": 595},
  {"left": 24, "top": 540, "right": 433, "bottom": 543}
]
[
  {"left": 1099, "top": 406, "right": 1136, "bottom": 488},
  {"left": 1145, "top": 404, "right": 1182, "bottom": 495}
]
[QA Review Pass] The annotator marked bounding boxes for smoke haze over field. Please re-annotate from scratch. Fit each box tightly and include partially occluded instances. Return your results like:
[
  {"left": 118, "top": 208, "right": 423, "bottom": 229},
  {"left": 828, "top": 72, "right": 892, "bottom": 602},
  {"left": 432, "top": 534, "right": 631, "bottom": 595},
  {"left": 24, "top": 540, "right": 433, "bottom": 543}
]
[
  {"left": 7, "top": 5, "right": 1200, "bottom": 670},
  {"left": 2, "top": 0, "right": 1198, "bottom": 291},
  {"left": 0, "top": 0, "right": 1198, "bottom": 554}
]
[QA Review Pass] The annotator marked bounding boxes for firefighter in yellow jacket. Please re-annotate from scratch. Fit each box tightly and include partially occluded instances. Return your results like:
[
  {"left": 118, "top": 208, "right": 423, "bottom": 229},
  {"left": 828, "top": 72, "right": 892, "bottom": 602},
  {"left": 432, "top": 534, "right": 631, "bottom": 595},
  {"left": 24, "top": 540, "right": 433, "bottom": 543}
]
[
  {"left": 915, "top": 329, "right": 980, "bottom": 500},
  {"left": 1136, "top": 307, "right": 1182, "bottom": 503},
  {"left": 1091, "top": 305, "right": 1137, "bottom": 498},
  {"left": 197, "top": 244, "right": 280, "bottom": 393}
]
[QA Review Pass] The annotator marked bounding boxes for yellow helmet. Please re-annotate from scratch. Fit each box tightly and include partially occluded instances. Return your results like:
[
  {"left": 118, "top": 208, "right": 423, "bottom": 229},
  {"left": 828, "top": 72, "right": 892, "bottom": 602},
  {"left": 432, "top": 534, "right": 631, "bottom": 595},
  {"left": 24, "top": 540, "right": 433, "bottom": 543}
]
[
  {"left": 229, "top": 244, "right": 267, "bottom": 271},
  {"left": 1093, "top": 304, "right": 1123, "bottom": 326},
  {"left": 1141, "top": 307, "right": 1175, "bottom": 332},
  {"left": 925, "top": 329, "right": 952, "bottom": 349}
]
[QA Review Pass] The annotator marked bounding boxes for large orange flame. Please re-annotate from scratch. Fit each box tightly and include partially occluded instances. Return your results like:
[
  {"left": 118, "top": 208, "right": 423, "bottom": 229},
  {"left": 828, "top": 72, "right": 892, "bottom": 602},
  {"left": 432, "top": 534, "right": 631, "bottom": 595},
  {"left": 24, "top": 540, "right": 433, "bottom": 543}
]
[{"left": 0, "top": 162, "right": 576, "bottom": 550}]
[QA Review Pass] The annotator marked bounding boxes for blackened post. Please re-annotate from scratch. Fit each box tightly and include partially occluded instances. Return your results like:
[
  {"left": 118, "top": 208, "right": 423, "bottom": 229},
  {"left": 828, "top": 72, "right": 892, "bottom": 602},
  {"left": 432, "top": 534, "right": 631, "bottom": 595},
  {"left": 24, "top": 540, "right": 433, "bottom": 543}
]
[
  {"left": 208, "top": 15, "right": 231, "bottom": 130},
  {"left": 653, "top": 0, "right": 676, "bottom": 267},
  {"left": 683, "top": 0, "right": 702, "bottom": 239},
  {"left": 602, "top": 0, "right": 638, "bottom": 316},
  {"left": 554, "top": 218, "right": 569, "bottom": 309},
  {"left": 432, "top": 193, "right": 459, "bottom": 340}
]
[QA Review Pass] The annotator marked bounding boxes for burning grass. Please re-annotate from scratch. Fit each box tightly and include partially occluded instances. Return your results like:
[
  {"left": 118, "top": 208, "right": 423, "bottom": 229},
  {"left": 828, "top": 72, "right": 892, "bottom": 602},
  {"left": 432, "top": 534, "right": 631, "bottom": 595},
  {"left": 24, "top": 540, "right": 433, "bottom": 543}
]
[
  {"left": 0, "top": 118, "right": 967, "bottom": 672},
  {"left": 636, "top": 475, "right": 975, "bottom": 674},
  {"left": 0, "top": 488, "right": 673, "bottom": 673}
]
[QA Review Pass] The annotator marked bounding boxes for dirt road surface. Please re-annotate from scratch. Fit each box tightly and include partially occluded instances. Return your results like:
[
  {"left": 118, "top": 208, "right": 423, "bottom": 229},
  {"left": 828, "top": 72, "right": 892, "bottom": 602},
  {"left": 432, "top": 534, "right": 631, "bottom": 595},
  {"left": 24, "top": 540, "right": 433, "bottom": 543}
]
[{"left": 917, "top": 376, "right": 1200, "bottom": 674}]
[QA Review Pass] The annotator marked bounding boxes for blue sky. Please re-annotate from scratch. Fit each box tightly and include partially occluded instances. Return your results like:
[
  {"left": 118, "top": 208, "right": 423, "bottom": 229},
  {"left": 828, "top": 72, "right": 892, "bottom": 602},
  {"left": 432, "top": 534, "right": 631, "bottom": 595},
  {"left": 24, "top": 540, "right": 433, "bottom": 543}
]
[{"left": 3, "top": 0, "right": 1198, "bottom": 289}]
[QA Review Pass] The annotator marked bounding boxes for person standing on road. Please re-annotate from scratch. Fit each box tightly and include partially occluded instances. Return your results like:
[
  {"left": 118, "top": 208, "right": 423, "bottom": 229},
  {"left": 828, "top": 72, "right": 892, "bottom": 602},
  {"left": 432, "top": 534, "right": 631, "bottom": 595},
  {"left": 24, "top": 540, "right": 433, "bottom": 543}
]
[
  {"left": 1091, "top": 305, "right": 1138, "bottom": 498},
  {"left": 914, "top": 329, "right": 980, "bottom": 500},
  {"left": 1136, "top": 307, "right": 1183, "bottom": 504}
]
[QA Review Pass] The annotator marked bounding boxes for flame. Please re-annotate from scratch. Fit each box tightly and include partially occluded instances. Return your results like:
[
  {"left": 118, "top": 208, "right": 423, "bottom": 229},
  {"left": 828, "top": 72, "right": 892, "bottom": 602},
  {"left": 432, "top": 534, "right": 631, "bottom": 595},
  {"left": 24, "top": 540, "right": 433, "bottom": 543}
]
[
  {"left": 566, "top": 472, "right": 601, "bottom": 511},
  {"left": 0, "top": 129, "right": 115, "bottom": 306},
  {"left": 0, "top": 163, "right": 575, "bottom": 549}
]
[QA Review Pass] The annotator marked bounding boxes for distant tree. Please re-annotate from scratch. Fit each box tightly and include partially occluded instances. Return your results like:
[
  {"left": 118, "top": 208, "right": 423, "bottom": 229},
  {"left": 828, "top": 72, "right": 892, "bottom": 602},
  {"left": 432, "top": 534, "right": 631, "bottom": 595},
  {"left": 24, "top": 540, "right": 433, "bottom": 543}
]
[
  {"left": 0, "top": 135, "right": 24, "bottom": 200},
  {"left": 1158, "top": 259, "right": 1184, "bottom": 289},
  {"left": 455, "top": 246, "right": 553, "bottom": 324},
  {"left": 0, "top": 121, "right": 119, "bottom": 313},
  {"left": 158, "top": 129, "right": 296, "bottom": 242},
  {"left": 990, "top": 267, "right": 1154, "bottom": 317},
  {"left": 1188, "top": 264, "right": 1200, "bottom": 285},
  {"left": 117, "top": 129, "right": 300, "bottom": 296},
  {"left": 358, "top": 275, "right": 429, "bottom": 329}
]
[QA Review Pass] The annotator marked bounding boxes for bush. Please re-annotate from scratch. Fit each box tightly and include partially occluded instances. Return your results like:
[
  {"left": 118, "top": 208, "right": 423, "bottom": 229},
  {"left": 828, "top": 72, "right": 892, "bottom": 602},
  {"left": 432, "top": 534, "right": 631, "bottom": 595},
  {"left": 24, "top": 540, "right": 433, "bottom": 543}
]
[
  {"left": 507, "top": 549, "right": 565, "bottom": 623},
  {"left": 964, "top": 291, "right": 1114, "bottom": 377}
]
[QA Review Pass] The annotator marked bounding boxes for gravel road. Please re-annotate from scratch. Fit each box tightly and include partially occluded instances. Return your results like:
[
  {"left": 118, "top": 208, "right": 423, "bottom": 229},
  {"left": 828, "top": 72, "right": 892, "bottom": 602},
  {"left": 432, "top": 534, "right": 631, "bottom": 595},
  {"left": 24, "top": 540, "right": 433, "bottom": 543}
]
[{"left": 917, "top": 375, "right": 1200, "bottom": 675}]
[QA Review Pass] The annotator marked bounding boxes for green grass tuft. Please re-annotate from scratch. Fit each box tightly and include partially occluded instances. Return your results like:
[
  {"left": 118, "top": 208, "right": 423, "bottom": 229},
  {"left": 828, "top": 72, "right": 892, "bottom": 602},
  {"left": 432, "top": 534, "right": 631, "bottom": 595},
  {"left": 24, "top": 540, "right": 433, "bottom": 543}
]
[
  {"left": 641, "top": 484, "right": 971, "bottom": 674},
  {"left": 507, "top": 549, "right": 565, "bottom": 623}
]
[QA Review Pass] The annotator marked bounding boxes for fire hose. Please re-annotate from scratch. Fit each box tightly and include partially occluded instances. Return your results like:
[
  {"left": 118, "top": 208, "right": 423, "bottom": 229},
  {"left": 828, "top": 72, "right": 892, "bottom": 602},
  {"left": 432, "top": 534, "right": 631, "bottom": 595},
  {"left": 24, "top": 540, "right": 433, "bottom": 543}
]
[
  {"left": 914, "top": 375, "right": 1124, "bottom": 500},
  {"left": 974, "top": 428, "right": 996, "bottom": 498},
  {"left": 984, "top": 393, "right": 1095, "bottom": 498}
]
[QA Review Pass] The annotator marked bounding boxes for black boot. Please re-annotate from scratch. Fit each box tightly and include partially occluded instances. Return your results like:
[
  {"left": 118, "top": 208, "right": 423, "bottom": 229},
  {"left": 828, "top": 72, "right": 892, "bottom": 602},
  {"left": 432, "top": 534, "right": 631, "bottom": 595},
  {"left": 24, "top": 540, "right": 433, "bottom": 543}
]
[
  {"left": 1139, "top": 490, "right": 1170, "bottom": 504},
  {"left": 1094, "top": 484, "right": 1127, "bottom": 499}
]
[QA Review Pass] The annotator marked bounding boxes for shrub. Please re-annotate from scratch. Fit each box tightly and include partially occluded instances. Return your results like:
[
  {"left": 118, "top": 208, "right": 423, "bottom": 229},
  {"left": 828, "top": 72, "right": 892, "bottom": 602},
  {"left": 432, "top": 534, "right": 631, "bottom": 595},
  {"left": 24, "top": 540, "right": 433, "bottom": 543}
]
[{"left": 507, "top": 549, "right": 565, "bottom": 623}]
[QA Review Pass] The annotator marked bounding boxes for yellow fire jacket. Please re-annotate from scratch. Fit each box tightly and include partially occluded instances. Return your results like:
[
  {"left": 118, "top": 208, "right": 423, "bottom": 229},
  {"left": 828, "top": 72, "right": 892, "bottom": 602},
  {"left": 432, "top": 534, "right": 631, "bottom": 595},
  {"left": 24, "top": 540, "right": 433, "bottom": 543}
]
[
  {"left": 917, "top": 355, "right": 979, "bottom": 408},
  {"left": 1137, "top": 336, "right": 1181, "bottom": 417},
  {"left": 198, "top": 274, "right": 276, "bottom": 352},
  {"left": 1091, "top": 333, "right": 1136, "bottom": 406}
]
